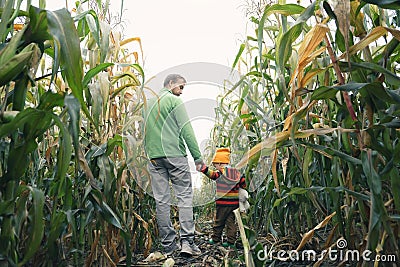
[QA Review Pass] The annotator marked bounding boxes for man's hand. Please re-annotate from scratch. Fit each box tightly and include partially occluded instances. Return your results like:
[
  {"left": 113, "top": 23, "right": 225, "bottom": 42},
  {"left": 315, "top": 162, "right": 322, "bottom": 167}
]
[
  {"left": 196, "top": 163, "right": 207, "bottom": 172},
  {"left": 194, "top": 159, "right": 207, "bottom": 172},
  {"left": 194, "top": 159, "right": 206, "bottom": 172}
]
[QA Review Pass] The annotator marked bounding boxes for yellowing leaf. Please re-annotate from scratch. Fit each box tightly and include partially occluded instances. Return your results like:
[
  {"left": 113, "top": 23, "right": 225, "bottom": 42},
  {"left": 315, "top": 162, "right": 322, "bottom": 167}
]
[
  {"left": 283, "top": 101, "right": 315, "bottom": 132},
  {"left": 338, "top": 26, "right": 400, "bottom": 60},
  {"left": 300, "top": 68, "right": 325, "bottom": 88},
  {"left": 296, "top": 211, "right": 337, "bottom": 251},
  {"left": 236, "top": 127, "right": 356, "bottom": 169},
  {"left": 298, "top": 24, "right": 329, "bottom": 64},
  {"left": 120, "top": 37, "right": 144, "bottom": 62},
  {"left": 290, "top": 24, "right": 329, "bottom": 96},
  {"left": 236, "top": 131, "right": 290, "bottom": 169},
  {"left": 298, "top": 47, "right": 326, "bottom": 71},
  {"left": 120, "top": 37, "right": 141, "bottom": 46},
  {"left": 283, "top": 113, "right": 294, "bottom": 132},
  {"left": 294, "top": 127, "right": 354, "bottom": 139},
  {"left": 350, "top": 0, "right": 366, "bottom": 37},
  {"left": 271, "top": 150, "right": 280, "bottom": 195}
]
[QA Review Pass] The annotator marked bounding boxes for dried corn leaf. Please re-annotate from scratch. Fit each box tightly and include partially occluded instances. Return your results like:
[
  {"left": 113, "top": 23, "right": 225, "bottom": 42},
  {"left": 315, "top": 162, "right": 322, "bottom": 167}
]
[
  {"left": 298, "top": 47, "right": 326, "bottom": 71},
  {"left": 323, "top": 224, "right": 338, "bottom": 249},
  {"left": 338, "top": 26, "right": 400, "bottom": 60},
  {"left": 283, "top": 101, "right": 315, "bottom": 132},
  {"left": 133, "top": 211, "right": 153, "bottom": 257},
  {"left": 296, "top": 211, "right": 337, "bottom": 251},
  {"left": 300, "top": 68, "right": 325, "bottom": 88},
  {"left": 120, "top": 37, "right": 144, "bottom": 59},
  {"left": 290, "top": 24, "right": 329, "bottom": 93},
  {"left": 294, "top": 127, "right": 355, "bottom": 139},
  {"left": 296, "top": 229, "right": 316, "bottom": 252},
  {"left": 385, "top": 27, "right": 400, "bottom": 41},
  {"left": 271, "top": 149, "right": 280, "bottom": 195},
  {"left": 120, "top": 37, "right": 141, "bottom": 46},
  {"left": 143, "top": 252, "right": 166, "bottom": 262},
  {"left": 282, "top": 157, "right": 289, "bottom": 182},
  {"left": 283, "top": 113, "right": 295, "bottom": 132},
  {"left": 236, "top": 131, "right": 290, "bottom": 169},
  {"left": 298, "top": 24, "right": 329, "bottom": 64}
]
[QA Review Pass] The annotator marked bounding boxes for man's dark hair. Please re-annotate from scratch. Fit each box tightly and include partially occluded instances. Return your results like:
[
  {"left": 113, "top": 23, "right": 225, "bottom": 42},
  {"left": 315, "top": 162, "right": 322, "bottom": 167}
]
[{"left": 163, "top": 74, "right": 186, "bottom": 87}]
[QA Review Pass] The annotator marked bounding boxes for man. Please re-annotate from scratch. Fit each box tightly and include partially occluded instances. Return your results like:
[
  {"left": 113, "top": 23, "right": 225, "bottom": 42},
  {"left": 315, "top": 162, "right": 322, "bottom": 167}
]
[{"left": 143, "top": 74, "right": 203, "bottom": 256}]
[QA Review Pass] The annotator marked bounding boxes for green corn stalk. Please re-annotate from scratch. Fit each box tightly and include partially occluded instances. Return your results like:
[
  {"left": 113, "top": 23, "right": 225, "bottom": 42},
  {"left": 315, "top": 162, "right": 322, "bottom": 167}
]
[
  {"left": 214, "top": 0, "right": 400, "bottom": 262},
  {"left": 0, "top": 0, "right": 147, "bottom": 265}
]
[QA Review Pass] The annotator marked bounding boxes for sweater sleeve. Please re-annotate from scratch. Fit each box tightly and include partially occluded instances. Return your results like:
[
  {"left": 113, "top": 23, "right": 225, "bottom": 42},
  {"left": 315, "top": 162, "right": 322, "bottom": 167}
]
[
  {"left": 201, "top": 167, "right": 222, "bottom": 180},
  {"left": 239, "top": 175, "right": 246, "bottom": 189},
  {"left": 172, "top": 98, "right": 202, "bottom": 161}
]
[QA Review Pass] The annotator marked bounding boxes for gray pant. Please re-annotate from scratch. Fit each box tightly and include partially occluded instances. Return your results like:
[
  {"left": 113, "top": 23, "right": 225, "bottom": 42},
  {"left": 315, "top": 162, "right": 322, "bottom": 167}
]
[{"left": 148, "top": 157, "right": 195, "bottom": 248}]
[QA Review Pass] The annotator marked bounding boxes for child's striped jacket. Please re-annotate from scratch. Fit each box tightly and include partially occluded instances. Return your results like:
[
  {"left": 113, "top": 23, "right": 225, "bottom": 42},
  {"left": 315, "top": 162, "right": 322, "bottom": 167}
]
[{"left": 202, "top": 166, "right": 246, "bottom": 206}]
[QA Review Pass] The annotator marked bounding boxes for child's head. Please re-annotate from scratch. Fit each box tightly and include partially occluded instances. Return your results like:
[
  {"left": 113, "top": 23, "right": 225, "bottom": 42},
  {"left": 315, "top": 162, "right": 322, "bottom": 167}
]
[{"left": 212, "top": 147, "right": 230, "bottom": 169}]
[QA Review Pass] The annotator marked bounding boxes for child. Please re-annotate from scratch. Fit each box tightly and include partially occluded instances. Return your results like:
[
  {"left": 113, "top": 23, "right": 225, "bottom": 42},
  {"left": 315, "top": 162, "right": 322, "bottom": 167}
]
[{"left": 199, "top": 147, "right": 246, "bottom": 247}]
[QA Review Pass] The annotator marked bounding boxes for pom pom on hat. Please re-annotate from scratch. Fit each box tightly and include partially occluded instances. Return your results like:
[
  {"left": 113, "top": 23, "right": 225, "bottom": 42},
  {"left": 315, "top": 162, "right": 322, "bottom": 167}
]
[{"left": 212, "top": 148, "right": 230, "bottom": 164}]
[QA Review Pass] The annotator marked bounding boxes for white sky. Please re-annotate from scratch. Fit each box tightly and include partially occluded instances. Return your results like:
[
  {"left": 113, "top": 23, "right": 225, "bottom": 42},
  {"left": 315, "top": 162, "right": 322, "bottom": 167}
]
[{"left": 115, "top": 0, "right": 249, "bottom": 76}]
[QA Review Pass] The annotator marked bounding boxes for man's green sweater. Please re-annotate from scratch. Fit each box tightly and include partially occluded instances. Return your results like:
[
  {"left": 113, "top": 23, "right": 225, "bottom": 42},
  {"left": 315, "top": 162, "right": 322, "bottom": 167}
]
[{"left": 143, "top": 88, "right": 202, "bottom": 161}]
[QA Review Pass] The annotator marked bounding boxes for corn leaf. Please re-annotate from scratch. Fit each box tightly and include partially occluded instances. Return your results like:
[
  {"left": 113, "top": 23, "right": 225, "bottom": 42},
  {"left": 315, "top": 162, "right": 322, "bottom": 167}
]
[
  {"left": 362, "top": 0, "right": 400, "bottom": 9},
  {"left": 46, "top": 8, "right": 94, "bottom": 127},
  {"left": 232, "top": 43, "right": 245, "bottom": 70},
  {"left": 83, "top": 62, "right": 114, "bottom": 87},
  {"left": 0, "top": 0, "right": 15, "bottom": 42},
  {"left": 64, "top": 95, "right": 81, "bottom": 164},
  {"left": 296, "top": 211, "right": 337, "bottom": 251},
  {"left": 340, "top": 61, "right": 400, "bottom": 86},
  {"left": 18, "top": 186, "right": 45, "bottom": 267}
]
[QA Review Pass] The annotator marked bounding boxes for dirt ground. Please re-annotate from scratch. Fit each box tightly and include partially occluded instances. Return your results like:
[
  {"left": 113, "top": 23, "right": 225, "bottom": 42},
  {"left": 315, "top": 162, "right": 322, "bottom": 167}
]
[{"left": 127, "top": 221, "right": 245, "bottom": 266}]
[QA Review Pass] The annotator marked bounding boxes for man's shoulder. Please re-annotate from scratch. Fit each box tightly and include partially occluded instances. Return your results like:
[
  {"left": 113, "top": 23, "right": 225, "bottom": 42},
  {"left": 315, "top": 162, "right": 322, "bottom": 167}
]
[{"left": 147, "top": 90, "right": 181, "bottom": 108}]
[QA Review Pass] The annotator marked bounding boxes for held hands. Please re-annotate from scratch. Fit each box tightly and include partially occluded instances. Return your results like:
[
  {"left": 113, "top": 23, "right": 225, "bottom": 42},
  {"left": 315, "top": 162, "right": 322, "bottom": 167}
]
[
  {"left": 196, "top": 162, "right": 207, "bottom": 173},
  {"left": 194, "top": 159, "right": 207, "bottom": 172}
]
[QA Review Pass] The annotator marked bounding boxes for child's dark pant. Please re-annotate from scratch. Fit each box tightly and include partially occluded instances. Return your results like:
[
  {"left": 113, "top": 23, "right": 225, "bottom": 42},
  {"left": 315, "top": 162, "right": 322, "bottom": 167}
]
[{"left": 212, "top": 205, "right": 238, "bottom": 244}]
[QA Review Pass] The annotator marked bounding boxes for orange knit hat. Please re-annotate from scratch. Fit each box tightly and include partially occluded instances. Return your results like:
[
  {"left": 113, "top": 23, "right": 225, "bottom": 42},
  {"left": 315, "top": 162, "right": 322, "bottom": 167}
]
[{"left": 212, "top": 148, "right": 231, "bottom": 164}]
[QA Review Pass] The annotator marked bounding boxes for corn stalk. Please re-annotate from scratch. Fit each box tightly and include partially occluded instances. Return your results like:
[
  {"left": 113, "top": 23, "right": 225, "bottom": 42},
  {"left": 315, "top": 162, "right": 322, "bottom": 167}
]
[
  {"left": 0, "top": 0, "right": 152, "bottom": 266},
  {"left": 216, "top": 0, "right": 400, "bottom": 265}
]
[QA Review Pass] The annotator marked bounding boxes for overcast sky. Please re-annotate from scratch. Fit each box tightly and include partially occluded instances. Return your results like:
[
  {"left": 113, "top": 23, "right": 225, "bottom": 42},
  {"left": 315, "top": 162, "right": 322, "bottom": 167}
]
[{"left": 114, "top": 0, "right": 249, "bottom": 76}]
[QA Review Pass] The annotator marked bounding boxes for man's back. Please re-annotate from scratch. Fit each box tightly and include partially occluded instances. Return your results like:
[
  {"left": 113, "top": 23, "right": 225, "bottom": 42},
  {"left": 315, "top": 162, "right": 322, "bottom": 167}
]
[{"left": 144, "top": 87, "right": 201, "bottom": 161}]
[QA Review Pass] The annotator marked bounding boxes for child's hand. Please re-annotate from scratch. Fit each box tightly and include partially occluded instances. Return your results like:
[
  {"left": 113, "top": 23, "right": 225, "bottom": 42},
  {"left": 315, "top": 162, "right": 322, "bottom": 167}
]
[
  {"left": 196, "top": 162, "right": 207, "bottom": 173},
  {"left": 213, "top": 163, "right": 224, "bottom": 172}
]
